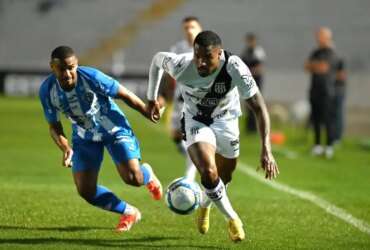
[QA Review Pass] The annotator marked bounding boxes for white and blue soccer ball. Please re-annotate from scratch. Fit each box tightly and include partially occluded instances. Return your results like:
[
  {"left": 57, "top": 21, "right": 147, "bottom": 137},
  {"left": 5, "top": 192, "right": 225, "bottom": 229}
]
[{"left": 165, "top": 177, "right": 201, "bottom": 215}]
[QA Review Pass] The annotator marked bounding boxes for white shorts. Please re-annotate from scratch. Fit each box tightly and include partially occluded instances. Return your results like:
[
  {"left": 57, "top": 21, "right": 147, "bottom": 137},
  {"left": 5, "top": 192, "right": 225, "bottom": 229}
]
[{"left": 183, "top": 114, "right": 240, "bottom": 159}]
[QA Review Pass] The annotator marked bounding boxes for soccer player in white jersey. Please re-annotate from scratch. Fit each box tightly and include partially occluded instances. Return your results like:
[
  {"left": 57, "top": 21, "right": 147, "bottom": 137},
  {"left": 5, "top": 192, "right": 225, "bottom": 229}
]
[
  {"left": 166, "top": 16, "right": 202, "bottom": 181},
  {"left": 147, "top": 31, "right": 279, "bottom": 241},
  {"left": 39, "top": 46, "right": 162, "bottom": 232}
]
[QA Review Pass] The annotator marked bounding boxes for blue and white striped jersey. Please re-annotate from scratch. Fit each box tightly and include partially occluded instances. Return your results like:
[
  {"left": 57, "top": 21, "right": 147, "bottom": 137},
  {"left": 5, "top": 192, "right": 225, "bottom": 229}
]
[{"left": 39, "top": 66, "right": 132, "bottom": 141}]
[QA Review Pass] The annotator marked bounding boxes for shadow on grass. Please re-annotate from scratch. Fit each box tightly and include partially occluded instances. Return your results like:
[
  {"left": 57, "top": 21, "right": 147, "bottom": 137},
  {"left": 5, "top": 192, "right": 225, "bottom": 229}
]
[
  {"left": 0, "top": 225, "right": 111, "bottom": 232},
  {"left": 0, "top": 236, "right": 224, "bottom": 249}
]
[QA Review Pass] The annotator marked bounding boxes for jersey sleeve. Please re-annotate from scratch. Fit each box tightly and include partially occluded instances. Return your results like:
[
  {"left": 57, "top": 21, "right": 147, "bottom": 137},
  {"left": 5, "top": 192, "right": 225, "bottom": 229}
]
[
  {"left": 39, "top": 81, "right": 59, "bottom": 123},
  {"left": 91, "top": 69, "right": 120, "bottom": 98},
  {"left": 227, "top": 55, "right": 259, "bottom": 99},
  {"left": 147, "top": 52, "right": 183, "bottom": 100}
]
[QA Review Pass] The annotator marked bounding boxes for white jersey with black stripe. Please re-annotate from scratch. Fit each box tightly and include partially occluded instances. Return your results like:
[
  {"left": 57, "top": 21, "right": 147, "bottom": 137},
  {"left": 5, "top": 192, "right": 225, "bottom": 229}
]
[{"left": 148, "top": 50, "right": 259, "bottom": 121}]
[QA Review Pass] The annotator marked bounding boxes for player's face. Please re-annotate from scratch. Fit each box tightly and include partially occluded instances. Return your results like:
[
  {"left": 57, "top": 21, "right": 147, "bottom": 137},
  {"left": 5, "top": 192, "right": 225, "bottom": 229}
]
[
  {"left": 183, "top": 20, "right": 202, "bottom": 44},
  {"left": 193, "top": 44, "right": 222, "bottom": 77},
  {"left": 50, "top": 55, "right": 78, "bottom": 90}
]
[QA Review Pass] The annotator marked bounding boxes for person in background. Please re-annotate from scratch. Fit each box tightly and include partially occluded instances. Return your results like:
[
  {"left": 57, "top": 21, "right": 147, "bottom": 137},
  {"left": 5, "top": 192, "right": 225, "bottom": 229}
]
[
  {"left": 333, "top": 58, "right": 347, "bottom": 143},
  {"left": 241, "top": 33, "right": 266, "bottom": 133},
  {"left": 305, "top": 27, "right": 339, "bottom": 159}
]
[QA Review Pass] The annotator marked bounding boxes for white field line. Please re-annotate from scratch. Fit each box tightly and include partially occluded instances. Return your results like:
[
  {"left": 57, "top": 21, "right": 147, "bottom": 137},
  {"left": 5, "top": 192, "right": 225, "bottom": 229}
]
[
  {"left": 238, "top": 162, "right": 370, "bottom": 235},
  {"left": 138, "top": 114, "right": 370, "bottom": 235}
]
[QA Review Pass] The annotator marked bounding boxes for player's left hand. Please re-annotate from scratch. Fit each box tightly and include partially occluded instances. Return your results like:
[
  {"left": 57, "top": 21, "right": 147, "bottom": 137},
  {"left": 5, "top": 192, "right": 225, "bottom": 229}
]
[{"left": 259, "top": 148, "right": 279, "bottom": 180}]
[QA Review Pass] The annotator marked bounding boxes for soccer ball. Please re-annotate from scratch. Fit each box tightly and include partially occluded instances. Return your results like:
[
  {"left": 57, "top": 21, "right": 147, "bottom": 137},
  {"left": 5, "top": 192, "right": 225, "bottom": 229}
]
[{"left": 165, "top": 177, "right": 201, "bottom": 215}]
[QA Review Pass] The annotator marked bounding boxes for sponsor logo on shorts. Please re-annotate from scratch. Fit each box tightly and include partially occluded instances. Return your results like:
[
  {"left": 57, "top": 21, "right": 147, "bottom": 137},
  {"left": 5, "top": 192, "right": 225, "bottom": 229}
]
[{"left": 214, "top": 110, "right": 228, "bottom": 119}]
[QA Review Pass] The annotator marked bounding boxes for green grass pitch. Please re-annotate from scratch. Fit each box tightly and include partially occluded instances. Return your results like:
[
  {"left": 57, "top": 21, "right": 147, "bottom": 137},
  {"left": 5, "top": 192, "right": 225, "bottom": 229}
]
[{"left": 0, "top": 97, "right": 369, "bottom": 249}]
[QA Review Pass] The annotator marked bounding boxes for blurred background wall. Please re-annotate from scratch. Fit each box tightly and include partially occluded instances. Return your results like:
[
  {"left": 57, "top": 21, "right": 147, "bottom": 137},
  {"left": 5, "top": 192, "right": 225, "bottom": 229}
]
[{"left": 0, "top": 0, "right": 369, "bottom": 133}]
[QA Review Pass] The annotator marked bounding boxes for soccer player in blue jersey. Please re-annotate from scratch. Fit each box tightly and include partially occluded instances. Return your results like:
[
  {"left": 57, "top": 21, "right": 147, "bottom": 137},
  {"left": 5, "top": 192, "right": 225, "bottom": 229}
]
[{"left": 39, "top": 46, "right": 163, "bottom": 232}]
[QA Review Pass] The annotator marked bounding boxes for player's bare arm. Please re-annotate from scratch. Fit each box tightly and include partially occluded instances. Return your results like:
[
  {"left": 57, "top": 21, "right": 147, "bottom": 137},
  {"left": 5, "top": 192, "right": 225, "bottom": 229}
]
[
  {"left": 116, "top": 85, "right": 158, "bottom": 123},
  {"left": 246, "top": 91, "right": 279, "bottom": 180},
  {"left": 147, "top": 52, "right": 178, "bottom": 122},
  {"left": 49, "top": 121, "right": 73, "bottom": 168}
]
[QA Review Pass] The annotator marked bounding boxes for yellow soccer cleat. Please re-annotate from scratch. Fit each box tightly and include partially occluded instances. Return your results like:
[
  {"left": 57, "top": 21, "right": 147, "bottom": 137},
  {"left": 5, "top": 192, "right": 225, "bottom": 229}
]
[
  {"left": 228, "top": 218, "right": 245, "bottom": 242},
  {"left": 197, "top": 207, "right": 211, "bottom": 234}
]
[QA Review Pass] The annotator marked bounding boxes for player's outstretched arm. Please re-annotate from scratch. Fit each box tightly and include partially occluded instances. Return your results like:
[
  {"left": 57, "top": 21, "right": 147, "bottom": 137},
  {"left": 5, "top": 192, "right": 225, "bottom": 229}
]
[
  {"left": 49, "top": 122, "right": 73, "bottom": 168},
  {"left": 116, "top": 85, "right": 160, "bottom": 123},
  {"left": 246, "top": 91, "right": 279, "bottom": 180},
  {"left": 146, "top": 51, "right": 177, "bottom": 122}
]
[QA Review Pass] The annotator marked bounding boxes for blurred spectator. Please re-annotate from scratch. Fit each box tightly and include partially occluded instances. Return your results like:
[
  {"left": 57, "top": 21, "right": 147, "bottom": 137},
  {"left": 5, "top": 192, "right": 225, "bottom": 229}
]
[
  {"left": 241, "top": 33, "right": 266, "bottom": 133},
  {"left": 333, "top": 58, "right": 347, "bottom": 143},
  {"left": 37, "top": 0, "right": 63, "bottom": 15},
  {"left": 305, "top": 27, "right": 339, "bottom": 158}
]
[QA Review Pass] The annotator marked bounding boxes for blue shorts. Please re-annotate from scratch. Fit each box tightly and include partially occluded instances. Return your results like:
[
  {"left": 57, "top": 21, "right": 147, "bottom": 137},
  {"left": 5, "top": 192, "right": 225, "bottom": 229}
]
[{"left": 71, "top": 133, "right": 141, "bottom": 173}]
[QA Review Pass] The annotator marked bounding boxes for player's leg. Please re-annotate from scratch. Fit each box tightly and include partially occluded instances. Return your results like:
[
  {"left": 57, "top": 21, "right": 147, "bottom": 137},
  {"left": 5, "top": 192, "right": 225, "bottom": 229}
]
[
  {"left": 310, "top": 98, "right": 324, "bottom": 155},
  {"left": 187, "top": 141, "right": 238, "bottom": 218},
  {"left": 188, "top": 142, "right": 243, "bottom": 241},
  {"left": 71, "top": 139, "right": 130, "bottom": 217},
  {"left": 106, "top": 134, "right": 162, "bottom": 200},
  {"left": 324, "top": 98, "right": 335, "bottom": 158},
  {"left": 211, "top": 118, "right": 245, "bottom": 241},
  {"left": 216, "top": 154, "right": 237, "bottom": 185},
  {"left": 172, "top": 129, "right": 197, "bottom": 181},
  {"left": 184, "top": 150, "right": 197, "bottom": 180},
  {"left": 105, "top": 134, "right": 163, "bottom": 232},
  {"left": 172, "top": 100, "right": 197, "bottom": 181}
]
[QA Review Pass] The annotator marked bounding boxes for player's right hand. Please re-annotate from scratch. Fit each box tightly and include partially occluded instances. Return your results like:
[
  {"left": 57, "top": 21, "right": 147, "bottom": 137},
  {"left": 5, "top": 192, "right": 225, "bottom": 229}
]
[
  {"left": 62, "top": 148, "right": 73, "bottom": 168},
  {"left": 146, "top": 100, "right": 161, "bottom": 123}
]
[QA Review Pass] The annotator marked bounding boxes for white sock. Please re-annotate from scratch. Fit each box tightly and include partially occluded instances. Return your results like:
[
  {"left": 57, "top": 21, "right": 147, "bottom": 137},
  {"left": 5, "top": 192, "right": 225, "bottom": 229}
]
[
  {"left": 184, "top": 153, "right": 197, "bottom": 181},
  {"left": 204, "top": 179, "right": 238, "bottom": 220},
  {"left": 200, "top": 190, "right": 213, "bottom": 208},
  {"left": 123, "top": 203, "right": 136, "bottom": 215}
]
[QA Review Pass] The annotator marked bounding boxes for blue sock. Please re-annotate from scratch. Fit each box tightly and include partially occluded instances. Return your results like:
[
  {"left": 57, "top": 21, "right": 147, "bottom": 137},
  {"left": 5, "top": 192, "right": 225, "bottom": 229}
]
[
  {"left": 140, "top": 164, "right": 151, "bottom": 185},
  {"left": 87, "top": 185, "right": 126, "bottom": 214}
]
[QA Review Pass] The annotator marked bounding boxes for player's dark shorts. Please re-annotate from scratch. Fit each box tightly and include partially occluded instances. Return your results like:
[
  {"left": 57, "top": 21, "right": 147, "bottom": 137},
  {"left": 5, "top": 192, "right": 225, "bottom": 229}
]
[{"left": 71, "top": 131, "right": 141, "bottom": 173}]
